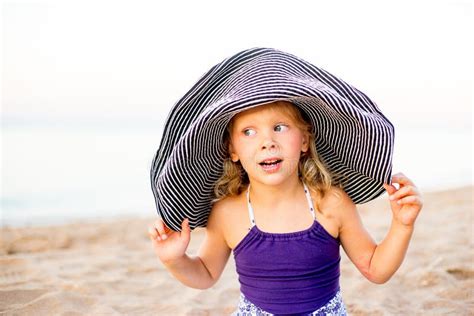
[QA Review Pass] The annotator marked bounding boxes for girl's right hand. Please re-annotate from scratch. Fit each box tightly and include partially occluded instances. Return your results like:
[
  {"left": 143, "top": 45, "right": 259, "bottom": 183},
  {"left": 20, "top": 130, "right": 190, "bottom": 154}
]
[{"left": 148, "top": 218, "right": 191, "bottom": 265}]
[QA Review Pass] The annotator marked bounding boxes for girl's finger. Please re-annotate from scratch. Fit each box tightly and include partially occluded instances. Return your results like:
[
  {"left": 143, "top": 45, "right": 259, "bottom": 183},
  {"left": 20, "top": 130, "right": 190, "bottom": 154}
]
[
  {"left": 148, "top": 225, "right": 161, "bottom": 241},
  {"left": 391, "top": 173, "right": 414, "bottom": 187},
  {"left": 383, "top": 183, "right": 397, "bottom": 195},
  {"left": 153, "top": 219, "right": 169, "bottom": 240},
  {"left": 389, "top": 185, "right": 414, "bottom": 201},
  {"left": 396, "top": 195, "right": 422, "bottom": 206},
  {"left": 180, "top": 218, "right": 191, "bottom": 243}
]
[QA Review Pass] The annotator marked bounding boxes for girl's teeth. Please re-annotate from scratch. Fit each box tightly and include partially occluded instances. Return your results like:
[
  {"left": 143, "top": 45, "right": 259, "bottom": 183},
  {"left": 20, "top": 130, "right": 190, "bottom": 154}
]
[{"left": 261, "top": 159, "right": 281, "bottom": 165}]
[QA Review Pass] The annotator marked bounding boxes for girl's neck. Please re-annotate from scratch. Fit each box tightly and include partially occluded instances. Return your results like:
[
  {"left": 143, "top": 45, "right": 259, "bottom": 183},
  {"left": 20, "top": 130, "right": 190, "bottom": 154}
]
[{"left": 247, "top": 177, "right": 304, "bottom": 210}]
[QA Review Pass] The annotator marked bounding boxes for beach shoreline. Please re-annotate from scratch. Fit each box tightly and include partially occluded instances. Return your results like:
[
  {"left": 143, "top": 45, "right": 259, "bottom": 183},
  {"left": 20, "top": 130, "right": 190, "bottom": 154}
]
[{"left": 1, "top": 186, "right": 473, "bottom": 315}]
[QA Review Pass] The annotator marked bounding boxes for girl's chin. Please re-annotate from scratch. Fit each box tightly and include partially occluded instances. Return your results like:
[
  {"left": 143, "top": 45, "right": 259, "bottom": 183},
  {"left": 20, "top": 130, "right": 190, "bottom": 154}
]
[{"left": 247, "top": 172, "right": 300, "bottom": 187}]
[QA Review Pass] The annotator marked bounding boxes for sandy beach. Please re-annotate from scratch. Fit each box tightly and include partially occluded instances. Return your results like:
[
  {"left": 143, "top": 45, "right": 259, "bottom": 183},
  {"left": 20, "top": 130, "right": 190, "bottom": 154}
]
[{"left": 1, "top": 186, "right": 472, "bottom": 315}]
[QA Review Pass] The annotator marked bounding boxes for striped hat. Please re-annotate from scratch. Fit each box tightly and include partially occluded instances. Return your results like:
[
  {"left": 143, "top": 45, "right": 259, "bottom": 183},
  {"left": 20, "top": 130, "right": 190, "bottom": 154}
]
[{"left": 150, "top": 47, "right": 394, "bottom": 231}]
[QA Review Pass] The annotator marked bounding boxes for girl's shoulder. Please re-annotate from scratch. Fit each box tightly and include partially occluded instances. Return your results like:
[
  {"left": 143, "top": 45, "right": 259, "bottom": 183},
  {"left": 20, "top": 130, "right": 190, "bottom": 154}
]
[
  {"left": 311, "top": 185, "right": 353, "bottom": 207},
  {"left": 209, "top": 193, "right": 250, "bottom": 249},
  {"left": 209, "top": 193, "right": 247, "bottom": 226},
  {"left": 209, "top": 193, "right": 249, "bottom": 249},
  {"left": 310, "top": 185, "right": 356, "bottom": 226},
  {"left": 212, "top": 193, "right": 245, "bottom": 215}
]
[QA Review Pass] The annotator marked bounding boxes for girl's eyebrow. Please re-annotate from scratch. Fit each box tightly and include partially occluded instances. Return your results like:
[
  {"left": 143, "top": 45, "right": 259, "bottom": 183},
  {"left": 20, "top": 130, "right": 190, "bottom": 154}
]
[
  {"left": 239, "top": 126, "right": 256, "bottom": 134},
  {"left": 236, "top": 118, "right": 291, "bottom": 130},
  {"left": 234, "top": 119, "right": 257, "bottom": 129},
  {"left": 231, "top": 124, "right": 252, "bottom": 135}
]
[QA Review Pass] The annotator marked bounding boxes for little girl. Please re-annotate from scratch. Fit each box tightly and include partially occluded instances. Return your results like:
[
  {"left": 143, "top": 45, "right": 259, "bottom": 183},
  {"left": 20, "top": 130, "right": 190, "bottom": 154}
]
[{"left": 148, "top": 100, "right": 423, "bottom": 315}]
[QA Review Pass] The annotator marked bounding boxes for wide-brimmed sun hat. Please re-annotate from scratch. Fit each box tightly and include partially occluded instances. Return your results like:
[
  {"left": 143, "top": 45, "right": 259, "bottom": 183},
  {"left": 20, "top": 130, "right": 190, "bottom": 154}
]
[{"left": 150, "top": 47, "right": 394, "bottom": 231}]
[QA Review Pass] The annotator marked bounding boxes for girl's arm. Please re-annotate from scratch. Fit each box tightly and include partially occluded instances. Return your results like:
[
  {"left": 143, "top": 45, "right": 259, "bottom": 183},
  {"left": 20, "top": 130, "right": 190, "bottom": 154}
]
[
  {"left": 148, "top": 202, "right": 231, "bottom": 289},
  {"left": 336, "top": 172, "right": 423, "bottom": 284}
]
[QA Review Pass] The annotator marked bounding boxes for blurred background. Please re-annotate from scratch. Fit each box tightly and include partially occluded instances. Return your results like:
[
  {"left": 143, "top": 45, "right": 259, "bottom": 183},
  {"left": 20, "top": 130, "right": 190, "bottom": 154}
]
[{"left": 1, "top": 0, "right": 472, "bottom": 226}]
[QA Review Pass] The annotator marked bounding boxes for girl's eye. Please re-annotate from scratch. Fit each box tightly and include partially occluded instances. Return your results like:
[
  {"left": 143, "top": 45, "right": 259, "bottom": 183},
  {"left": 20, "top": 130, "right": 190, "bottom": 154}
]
[
  {"left": 274, "top": 124, "right": 288, "bottom": 132},
  {"left": 243, "top": 129, "right": 256, "bottom": 136}
]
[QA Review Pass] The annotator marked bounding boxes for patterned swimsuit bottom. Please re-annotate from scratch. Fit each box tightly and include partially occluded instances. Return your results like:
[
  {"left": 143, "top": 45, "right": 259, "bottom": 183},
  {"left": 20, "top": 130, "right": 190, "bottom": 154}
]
[{"left": 232, "top": 290, "right": 347, "bottom": 316}]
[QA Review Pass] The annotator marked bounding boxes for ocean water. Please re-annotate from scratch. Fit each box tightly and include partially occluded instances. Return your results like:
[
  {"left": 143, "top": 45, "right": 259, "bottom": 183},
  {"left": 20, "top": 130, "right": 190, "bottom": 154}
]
[
  {"left": 1, "top": 122, "right": 163, "bottom": 226},
  {"left": 1, "top": 122, "right": 472, "bottom": 227}
]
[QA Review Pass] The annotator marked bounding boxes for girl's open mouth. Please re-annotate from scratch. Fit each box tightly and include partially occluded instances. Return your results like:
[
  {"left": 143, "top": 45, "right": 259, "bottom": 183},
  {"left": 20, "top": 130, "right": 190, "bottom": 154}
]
[{"left": 259, "top": 159, "right": 283, "bottom": 173}]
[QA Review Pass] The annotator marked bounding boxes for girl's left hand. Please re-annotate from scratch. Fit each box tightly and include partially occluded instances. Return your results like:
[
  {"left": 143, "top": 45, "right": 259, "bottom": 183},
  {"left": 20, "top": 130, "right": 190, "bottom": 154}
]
[{"left": 383, "top": 172, "right": 424, "bottom": 226}]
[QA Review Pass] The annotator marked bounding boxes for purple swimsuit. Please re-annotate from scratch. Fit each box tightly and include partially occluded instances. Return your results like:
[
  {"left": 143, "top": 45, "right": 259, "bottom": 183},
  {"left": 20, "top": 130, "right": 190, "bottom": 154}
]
[{"left": 232, "top": 183, "right": 347, "bottom": 315}]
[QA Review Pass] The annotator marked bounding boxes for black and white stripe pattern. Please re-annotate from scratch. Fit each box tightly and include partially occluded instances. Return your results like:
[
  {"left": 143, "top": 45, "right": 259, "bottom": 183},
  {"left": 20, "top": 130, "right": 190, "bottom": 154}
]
[{"left": 150, "top": 48, "right": 394, "bottom": 231}]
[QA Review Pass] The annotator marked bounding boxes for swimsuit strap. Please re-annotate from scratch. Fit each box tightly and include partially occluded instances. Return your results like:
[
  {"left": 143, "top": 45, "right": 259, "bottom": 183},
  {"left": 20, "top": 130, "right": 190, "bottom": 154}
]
[
  {"left": 245, "top": 186, "right": 256, "bottom": 227},
  {"left": 303, "top": 182, "right": 317, "bottom": 220},
  {"left": 246, "top": 183, "right": 316, "bottom": 228}
]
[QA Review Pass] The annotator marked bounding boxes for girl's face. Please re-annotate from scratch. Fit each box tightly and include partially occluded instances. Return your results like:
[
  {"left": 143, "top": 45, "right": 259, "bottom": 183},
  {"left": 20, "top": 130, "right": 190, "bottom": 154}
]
[{"left": 229, "top": 102, "right": 309, "bottom": 187}]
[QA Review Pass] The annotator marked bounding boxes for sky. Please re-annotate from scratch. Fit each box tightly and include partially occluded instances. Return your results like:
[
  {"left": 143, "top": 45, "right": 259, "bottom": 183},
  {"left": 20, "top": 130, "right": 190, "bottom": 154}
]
[{"left": 2, "top": 0, "right": 473, "bottom": 129}]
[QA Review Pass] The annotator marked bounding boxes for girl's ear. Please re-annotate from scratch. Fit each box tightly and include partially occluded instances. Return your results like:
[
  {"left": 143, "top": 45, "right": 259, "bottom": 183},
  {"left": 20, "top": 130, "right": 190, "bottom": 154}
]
[
  {"left": 228, "top": 143, "right": 239, "bottom": 162},
  {"left": 301, "top": 133, "right": 310, "bottom": 153}
]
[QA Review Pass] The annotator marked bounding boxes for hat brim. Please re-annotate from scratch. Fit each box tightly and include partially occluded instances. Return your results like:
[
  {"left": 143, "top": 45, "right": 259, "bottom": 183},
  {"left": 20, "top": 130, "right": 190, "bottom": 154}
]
[{"left": 151, "top": 48, "right": 394, "bottom": 231}]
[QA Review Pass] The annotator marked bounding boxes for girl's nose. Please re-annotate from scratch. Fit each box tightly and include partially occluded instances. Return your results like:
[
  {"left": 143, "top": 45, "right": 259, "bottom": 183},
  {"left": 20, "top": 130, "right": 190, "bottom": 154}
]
[{"left": 261, "top": 138, "right": 278, "bottom": 151}]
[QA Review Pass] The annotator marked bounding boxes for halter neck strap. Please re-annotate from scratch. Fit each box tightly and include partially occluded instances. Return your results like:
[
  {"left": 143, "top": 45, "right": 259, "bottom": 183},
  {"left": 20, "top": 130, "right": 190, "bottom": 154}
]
[{"left": 246, "top": 183, "right": 316, "bottom": 228}]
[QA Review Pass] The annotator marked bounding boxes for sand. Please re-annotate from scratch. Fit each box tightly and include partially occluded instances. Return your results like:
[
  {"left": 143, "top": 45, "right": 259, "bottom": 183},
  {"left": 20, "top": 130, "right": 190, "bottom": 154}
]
[{"left": 1, "top": 186, "right": 473, "bottom": 315}]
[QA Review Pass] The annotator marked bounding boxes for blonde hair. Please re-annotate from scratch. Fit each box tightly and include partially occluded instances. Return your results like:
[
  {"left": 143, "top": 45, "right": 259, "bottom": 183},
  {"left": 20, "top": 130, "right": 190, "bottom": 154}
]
[{"left": 213, "top": 101, "right": 340, "bottom": 202}]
